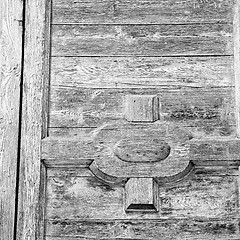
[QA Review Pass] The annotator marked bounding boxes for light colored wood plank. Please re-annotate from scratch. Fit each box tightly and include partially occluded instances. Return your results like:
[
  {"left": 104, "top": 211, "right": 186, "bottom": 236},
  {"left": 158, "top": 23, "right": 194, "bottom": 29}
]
[
  {"left": 0, "top": 0, "right": 23, "bottom": 239},
  {"left": 46, "top": 219, "right": 239, "bottom": 239},
  {"left": 51, "top": 56, "right": 234, "bottom": 89},
  {"left": 234, "top": 0, "right": 240, "bottom": 137},
  {"left": 16, "top": 0, "right": 51, "bottom": 239},
  {"left": 50, "top": 87, "right": 236, "bottom": 137},
  {"left": 124, "top": 95, "right": 159, "bottom": 122},
  {"left": 52, "top": 0, "right": 233, "bottom": 24},
  {"left": 46, "top": 173, "right": 238, "bottom": 220},
  {"left": 125, "top": 178, "right": 158, "bottom": 212},
  {"left": 51, "top": 24, "right": 233, "bottom": 56}
]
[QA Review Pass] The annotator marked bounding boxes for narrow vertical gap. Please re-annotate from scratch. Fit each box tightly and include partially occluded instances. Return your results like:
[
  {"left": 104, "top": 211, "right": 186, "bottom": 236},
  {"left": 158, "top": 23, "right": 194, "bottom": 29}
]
[{"left": 13, "top": 0, "right": 26, "bottom": 239}]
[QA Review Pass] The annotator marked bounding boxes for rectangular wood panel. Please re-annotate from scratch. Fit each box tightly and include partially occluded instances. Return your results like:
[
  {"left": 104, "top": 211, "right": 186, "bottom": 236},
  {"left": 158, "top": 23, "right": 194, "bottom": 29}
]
[
  {"left": 45, "top": 169, "right": 238, "bottom": 220},
  {"left": 52, "top": 0, "right": 233, "bottom": 24},
  {"left": 51, "top": 24, "right": 233, "bottom": 56},
  {"left": 51, "top": 56, "right": 234, "bottom": 88},
  {"left": 49, "top": 87, "right": 235, "bottom": 136},
  {"left": 46, "top": 219, "right": 239, "bottom": 239}
]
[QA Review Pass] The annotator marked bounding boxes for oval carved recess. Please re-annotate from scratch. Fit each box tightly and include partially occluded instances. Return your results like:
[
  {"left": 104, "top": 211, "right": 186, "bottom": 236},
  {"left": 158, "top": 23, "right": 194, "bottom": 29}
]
[{"left": 114, "top": 138, "right": 171, "bottom": 162}]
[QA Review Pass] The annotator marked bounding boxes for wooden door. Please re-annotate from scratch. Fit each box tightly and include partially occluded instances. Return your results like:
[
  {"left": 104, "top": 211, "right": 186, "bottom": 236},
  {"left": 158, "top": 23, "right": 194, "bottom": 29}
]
[{"left": 17, "top": 0, "right": 240, "bottom": 239}]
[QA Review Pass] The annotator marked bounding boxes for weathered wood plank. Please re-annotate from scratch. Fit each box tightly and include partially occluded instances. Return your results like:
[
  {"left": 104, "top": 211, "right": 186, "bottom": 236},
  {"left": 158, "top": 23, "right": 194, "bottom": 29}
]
[
  {"left": 16, "top": 0, "right": 51, "bottom": 239},
  {"left": 50, "top": 87, "right": 236, "bottom": 136},
  {"left": 52, "top": 0, "right": 233, "bottom": 24},
  {"left": 51, "top": 56, "right": 234, "bottom": 88},
  {"left": 0, "top": 0, "right": 23, "bottom": 239},
  {"left": 51, "top": 24, "right": 233, "bottom": 56},
  {"left": 42, "top": 135, "right": 240, "bottom": 163},
  {"left": 125, "top": 178, "right": 158, "bottom": 212},
  {"left": 190, "top": 138, "right": 240, "bottom": 161},
  {"left": 46, "top": 173, "right": 238, "bottom": 220},
  {"left": 46, "top": 219, "right": 239, "bottom": 239},
  {"left": 234, "top": 0, "right": 240, "bottom": 136}
]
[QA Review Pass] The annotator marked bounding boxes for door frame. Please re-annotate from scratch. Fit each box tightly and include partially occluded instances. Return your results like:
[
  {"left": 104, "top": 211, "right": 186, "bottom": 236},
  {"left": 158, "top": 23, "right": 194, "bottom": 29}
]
[
  {"left": 16, "top": 0, "right": 51, "bottom": 239},
  {"left": 16, "top": 0, "right": 240, "bottom": 239}
]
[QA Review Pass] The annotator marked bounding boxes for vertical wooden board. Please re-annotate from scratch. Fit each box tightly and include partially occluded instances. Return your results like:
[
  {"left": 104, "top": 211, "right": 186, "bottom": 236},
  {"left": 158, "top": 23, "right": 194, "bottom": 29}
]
[
  {"left": 16, "top": 0, "right": 51, "bottom": 239},
  {"left": 234, "top": 0, "right": 240, "bottom": 136},
  {"left": 0, "top": 0, "right": 23, "bottom": 240}
]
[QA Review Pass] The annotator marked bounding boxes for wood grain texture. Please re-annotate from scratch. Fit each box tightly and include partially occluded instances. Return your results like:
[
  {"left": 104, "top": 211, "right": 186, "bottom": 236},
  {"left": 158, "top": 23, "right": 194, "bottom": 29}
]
[
  {"left": 125, "top": 178, "right": 158, "bottom": 212},
  {"left": 46, "top": 171, "right": 238, "bottom": 220},
  {"left": 52, "top": 0, "right": 233, "bottom": 24},
  {"left": 46, "top": 219, "right": 239, "bottom": 239},
  {"left": 51, "top": 56, "right": 234, "bottom": 88},
  {"left": 234, "top": 0, "right": 240, "bottom": 136},
  {"left": 0, "top": 0, "right": 22, "bottom": 239},
  {"left": 124, "top": 95, "right": 159, "bottom": 122},
  {"left": 51, "top": 24, "right": 233, "bottom": 56},
  {"left": 16, "top": 0, "right": 51, "bottom": 239},
  {"left": 50, "top": 87, "right": 236, "bottom": 137}
]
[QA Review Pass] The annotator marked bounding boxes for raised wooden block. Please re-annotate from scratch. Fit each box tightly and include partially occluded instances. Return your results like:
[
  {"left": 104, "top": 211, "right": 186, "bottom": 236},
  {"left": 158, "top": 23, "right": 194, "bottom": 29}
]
[
  {"left": 125, "top": 178, "right": 158, "bottom": 212},
  {"left": 125, "top": 95, "right": 159, "bottom": 122}
]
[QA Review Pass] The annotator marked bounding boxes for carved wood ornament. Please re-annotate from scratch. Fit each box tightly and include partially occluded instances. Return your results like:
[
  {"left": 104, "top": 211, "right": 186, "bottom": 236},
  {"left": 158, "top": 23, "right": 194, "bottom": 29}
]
[{"left": 89, "top": 95, "right": 195, "bottom": 212}]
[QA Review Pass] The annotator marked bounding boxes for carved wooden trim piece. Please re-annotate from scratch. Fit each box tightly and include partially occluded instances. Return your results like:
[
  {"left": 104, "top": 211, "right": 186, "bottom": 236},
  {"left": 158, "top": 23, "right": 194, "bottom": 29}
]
[
  {"left": 125, "top": 95, "right": 159, "bottom": 122},
  {"left": 89, "top": 161, "right": 128, "bottom": 186},
  {"left": 125, "top": 178, "right": 158, "bottom": 212}
]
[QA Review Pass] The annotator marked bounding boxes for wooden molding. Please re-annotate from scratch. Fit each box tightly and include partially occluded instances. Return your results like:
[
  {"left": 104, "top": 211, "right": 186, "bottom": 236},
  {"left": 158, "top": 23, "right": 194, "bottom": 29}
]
[
  {"left": 89, "top": 161, "right": 128, "bottom": 186},
  {"left": 125, "top": 95, "right": 159, "bottom": 122},
  {"left": 234, "top": 0, "right": 240, "bottom": 137},
  {"left": 16, "top": 0, "right": 51, "bottom": 239},
  {"left": 125, "top": 178, "right": 159, "bottom": 213}
]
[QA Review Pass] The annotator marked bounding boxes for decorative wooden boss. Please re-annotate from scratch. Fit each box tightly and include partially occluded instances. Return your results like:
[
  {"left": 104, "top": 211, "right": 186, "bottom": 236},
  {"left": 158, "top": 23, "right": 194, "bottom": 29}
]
[{"left": 89, "top": 94, "right": 195, "bottom": 212}]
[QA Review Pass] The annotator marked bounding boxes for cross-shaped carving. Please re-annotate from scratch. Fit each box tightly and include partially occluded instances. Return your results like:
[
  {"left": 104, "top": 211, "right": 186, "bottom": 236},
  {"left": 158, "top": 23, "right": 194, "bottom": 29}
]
[{"left": 89, "top": 95, "right": 195, "bottom": 212}]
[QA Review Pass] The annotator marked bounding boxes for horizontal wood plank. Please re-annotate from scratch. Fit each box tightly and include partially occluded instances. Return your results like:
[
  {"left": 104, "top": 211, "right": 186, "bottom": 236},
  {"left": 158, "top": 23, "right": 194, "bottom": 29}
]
[
  {"left": 51, "top": 24, "right": 233, "bottom": 56},
  {"left": 52, "top": 0, "right": 233, "bottom": 24},
  {"left": 46, "top": 173, "right": 238, "bottom": 220},
  {"left": 50, "top": 87, "right": 236, "bottom": 137},
  {"left": 46, "top": 219, "right": 239, "bottom": 239},
  {"left": 51, "top": 56, "right": 234, "bottom": 88},
  {"left": 42, "top": 136, "right": 240, "bottom": 161}
]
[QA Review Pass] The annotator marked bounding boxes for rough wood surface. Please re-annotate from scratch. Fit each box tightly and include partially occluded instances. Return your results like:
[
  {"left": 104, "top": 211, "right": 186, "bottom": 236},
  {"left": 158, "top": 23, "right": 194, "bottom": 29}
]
[
  {"left": 51, "top": 56, "right": 234, "bottom": 88},
  {"left": 124, "top": 95, "right": 159, "bottom": 122},
  {"left": 52, "top": 24, "right": 233, "bottom": 56},
  {"left": 52, "top": 0, "right": 233, "bottom": 24},
  {"left": 125, "top": 178, "right": 158, "bottom": 212},
  {"left": 46, "top": 219, "right": 239, "bottom": 239},
  {"left": 0, "top": 0, "right": 22, "bottom": 239},
  {"left": 16, "top": 0, "right": 51, "bottom": 239},
  {"left": 50, "top": 87, "right": 236, "bottom": 137},
  {"left": 46, "top": 171, "right": 238, "bottom": 220},
  {"left": 234, "top": 0, "right": 240, "bottom": 136}
]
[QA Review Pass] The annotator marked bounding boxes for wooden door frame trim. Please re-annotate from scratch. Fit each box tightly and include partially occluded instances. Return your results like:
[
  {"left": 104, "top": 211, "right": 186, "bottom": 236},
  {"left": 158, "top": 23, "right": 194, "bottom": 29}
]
[
  {"left": 234, "top": 0, "right": 240, "bottom": 137},
  {"left": 16, "top": 0, "right": 51, "bottom": 239}
]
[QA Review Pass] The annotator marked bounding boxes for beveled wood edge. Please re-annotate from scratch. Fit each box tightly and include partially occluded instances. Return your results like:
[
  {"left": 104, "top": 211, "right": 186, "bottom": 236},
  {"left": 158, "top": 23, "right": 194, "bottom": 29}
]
[{"left": 89, "top": 161, "right": 129, "bottom": 186}]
